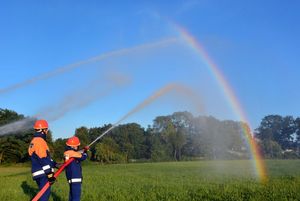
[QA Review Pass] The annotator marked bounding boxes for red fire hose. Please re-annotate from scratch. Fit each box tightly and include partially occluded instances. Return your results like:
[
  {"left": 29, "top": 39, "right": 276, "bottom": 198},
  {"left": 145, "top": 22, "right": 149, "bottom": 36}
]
[{"left": 31, "top": 158, "right": 75, "bottom": 201}]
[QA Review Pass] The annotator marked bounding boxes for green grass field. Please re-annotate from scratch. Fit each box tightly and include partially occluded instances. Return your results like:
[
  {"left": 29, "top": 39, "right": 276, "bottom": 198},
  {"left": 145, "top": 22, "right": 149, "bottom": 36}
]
[{"left": 0, "top": 160, "right": 300, "bottom": 201}]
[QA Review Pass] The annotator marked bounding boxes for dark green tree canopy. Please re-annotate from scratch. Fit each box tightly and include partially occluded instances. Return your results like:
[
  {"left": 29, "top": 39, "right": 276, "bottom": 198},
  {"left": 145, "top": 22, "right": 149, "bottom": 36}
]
[{"left": 1, "top": 108, "right": 300, "bottom": 163}]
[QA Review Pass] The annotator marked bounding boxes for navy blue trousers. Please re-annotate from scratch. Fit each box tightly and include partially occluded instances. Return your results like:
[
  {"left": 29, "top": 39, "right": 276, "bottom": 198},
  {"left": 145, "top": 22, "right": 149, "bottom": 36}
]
[
  {"left": 69, "top": 183, "right": 81, "bottom": 201},
  {"left": 35, "top": 176, "right": 51, "bottom": 201}
]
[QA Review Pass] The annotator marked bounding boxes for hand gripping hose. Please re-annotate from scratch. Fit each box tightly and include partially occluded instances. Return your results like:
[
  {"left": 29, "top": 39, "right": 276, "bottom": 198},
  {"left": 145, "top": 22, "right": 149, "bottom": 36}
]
[
  {"left": 31, "top": 125, "right": 116, "bottom": 201},
  {"left": 31, "top": 84, "right": 164, "bottom": 200},
  {"left": 31, "top": 158, "right": 75, "bottom": 201}
]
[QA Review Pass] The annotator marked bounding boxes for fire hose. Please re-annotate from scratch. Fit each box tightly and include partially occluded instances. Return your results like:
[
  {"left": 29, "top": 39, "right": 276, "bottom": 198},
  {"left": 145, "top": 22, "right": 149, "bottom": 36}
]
[
  {"left": 31, "top": 125, "right": 117, "bottom": 201},
  {"left": 31, "top": 83, "right": 168, "bottom": 200}
]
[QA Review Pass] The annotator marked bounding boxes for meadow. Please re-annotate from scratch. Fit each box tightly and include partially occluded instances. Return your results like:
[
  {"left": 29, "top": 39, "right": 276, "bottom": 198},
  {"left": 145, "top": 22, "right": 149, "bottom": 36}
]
[{"left": 0, "top": 160, "right": 300, "bottom": 201}]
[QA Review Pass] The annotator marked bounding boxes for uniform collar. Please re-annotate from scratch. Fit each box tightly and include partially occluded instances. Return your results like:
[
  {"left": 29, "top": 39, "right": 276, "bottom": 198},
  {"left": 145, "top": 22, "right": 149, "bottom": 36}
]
[
  {"left": 33, "top": 132, "right": 47, "bottom": 141},
  {"left": 65, "top": 146, "right": 78, "bottom": 151}
]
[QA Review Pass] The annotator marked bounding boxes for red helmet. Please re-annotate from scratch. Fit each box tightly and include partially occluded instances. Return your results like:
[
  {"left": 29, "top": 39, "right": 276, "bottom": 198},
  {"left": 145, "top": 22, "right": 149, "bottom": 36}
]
[
  {"left": 66, "top": 136, "right": 80, "bottom": 147},
  {"left": 34, "top": 119, "right": 49, "bottom": 130}
]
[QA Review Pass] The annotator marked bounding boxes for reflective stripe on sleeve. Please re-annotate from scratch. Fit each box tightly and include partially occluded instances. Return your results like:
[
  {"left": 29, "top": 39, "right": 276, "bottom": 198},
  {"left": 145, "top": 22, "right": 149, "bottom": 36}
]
[
  {"left": 32, "top": 170, "right": 45, "bottom": 177},
  {"left": 42, "top": 165, "right": 51, "bottom": 170},
  {"left": 68, "top": 178, "right": 82, "bottom": 183}
]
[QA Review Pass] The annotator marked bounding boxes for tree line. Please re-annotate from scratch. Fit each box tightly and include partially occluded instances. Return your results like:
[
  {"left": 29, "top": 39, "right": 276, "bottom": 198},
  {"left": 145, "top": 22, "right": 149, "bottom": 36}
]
[
  {"left": 255, "top": 115, "right": 300, "bottom": 158},
  {"left": 0, "top": 108, "right": 300, "bottom": 164}
]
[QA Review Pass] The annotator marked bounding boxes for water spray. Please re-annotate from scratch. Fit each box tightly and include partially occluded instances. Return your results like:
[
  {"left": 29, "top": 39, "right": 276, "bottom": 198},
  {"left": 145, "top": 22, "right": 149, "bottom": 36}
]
[
  {"left": 0, "top": 38, "right": 178, "bottom": 135},
  {"left": 0, "top": 118, "right": 35, "bottom": 136},
  {"left": 88, "top": 84, "right": 178, "bottom": 146},
  {"left": 32, "top": 83, "right": 203, "bottom": 201},
  {"left": 36, "top": 71, "right": 132, "bottom": 122},
  {"left": 88, "top": 83, "right": 204, "bottom": 147},
  {"left": 0, "top": 38, "right": 178, "bottom": 95},
  {"left": 0, "top": 71, "right": 132, "bottom": 136}
]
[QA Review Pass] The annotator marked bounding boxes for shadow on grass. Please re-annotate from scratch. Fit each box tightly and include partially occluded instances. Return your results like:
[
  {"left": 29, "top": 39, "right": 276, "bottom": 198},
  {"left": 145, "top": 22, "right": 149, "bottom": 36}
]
[{"left": 21, "top": 181, "right": 62, "bottom": 201}]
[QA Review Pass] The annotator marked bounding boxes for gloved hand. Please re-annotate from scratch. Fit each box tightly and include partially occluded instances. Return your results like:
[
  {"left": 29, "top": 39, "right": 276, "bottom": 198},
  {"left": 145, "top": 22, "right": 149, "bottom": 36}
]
[
  {"left": 83, "top": 146, "right": 90, "bottom": 153},
  {"left": 47, "top": 173, "right": 56, "bottom": 185}
]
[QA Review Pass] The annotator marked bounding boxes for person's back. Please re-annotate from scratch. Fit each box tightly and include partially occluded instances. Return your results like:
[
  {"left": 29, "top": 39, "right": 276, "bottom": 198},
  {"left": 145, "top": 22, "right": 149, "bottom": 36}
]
[
  {"left": 28, "top": 119, "right": 57, "bottom": 201},
  {"left": 29, "top": 133, "right": 54, "bottom": 178}
]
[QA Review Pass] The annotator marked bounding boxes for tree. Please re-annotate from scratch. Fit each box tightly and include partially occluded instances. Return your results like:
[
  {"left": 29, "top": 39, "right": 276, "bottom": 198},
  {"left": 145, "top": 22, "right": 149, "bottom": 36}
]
[
  {"left": 258, "top": 140, "right": 282, "bottom": 158},
  {"left": 294, "top": 117, "right": 300, "bottom": 156},
  {"left": 94, "top": 137, "right": 125, "bottom": 163},
  {"left": 255, "top": 115, "right": 297, "bottom": 154},
  {"left": 0, "top": 137, "right": 25, "bottom": 163},
  {"left": 280, "top": 116, "right": 296, "bottom": 150},
  {"left": 110, "top": 123, "right": 146, "bottom": 161},
  {"left": 255, "top": 115, "right": 299, "bottom": 158},
  {"left": 145, "top": 129, "right": 171, "bottom": 161},
  {"left": 0, "top": 108, "right": 35, "bottom": 163},
  {"left": 0, "top": 109, "right": 24, "bottom": 126},
  {"left": 153, "top": 115, "right": 187, "bottom": 160},
  {"left": 52, "top": 138, "right": 67, "bottom": 161},
  {"left": 88, "top": 125, "right": 112, "bottom": 160},
  {"left": 75, "top": 126, "right": 90, "bottom": 149}
]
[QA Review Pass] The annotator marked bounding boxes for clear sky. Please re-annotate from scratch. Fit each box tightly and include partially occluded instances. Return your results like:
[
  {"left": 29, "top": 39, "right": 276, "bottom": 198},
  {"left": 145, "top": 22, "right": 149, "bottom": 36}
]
[{"left": 1, "top": 0, "right": 299, "bottom": 139}]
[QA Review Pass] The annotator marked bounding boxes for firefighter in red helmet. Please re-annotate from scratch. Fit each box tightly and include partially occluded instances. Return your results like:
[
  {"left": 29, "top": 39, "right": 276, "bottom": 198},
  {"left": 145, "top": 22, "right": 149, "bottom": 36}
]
[
  {"left": 64, "top": 136, "right": 89, "bottom": 201},
  {"left": 28, "top": 120, "right": 58, "bottom": 201}
]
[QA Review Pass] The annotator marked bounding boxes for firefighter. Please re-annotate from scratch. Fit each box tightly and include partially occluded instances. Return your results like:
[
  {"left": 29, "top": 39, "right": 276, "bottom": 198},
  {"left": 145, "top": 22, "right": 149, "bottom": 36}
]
[
  {"left": 28, "top": 119, "right": 57, "bottom": 201},
  {"left": 64, "top": 136, "right": 89, "bottom": 201}
]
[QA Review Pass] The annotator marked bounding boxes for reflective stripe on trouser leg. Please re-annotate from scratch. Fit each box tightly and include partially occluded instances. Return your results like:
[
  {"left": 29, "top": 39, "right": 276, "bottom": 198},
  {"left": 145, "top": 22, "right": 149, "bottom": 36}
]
[{"left": 68, "top": 178, "right": 82, "bottom": 183}]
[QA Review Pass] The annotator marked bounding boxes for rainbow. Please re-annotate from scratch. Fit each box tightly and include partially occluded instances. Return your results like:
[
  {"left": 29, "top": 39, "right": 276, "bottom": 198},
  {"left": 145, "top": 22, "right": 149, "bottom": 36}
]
[{"left": 174, "top": 24, "right": 268, "bottom": 183}]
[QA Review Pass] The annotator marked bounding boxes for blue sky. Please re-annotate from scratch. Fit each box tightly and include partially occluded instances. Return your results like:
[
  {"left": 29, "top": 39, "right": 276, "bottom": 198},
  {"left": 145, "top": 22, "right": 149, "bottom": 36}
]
[{"left": 1, "top": 1, "right": 299, "bottom": 139}]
